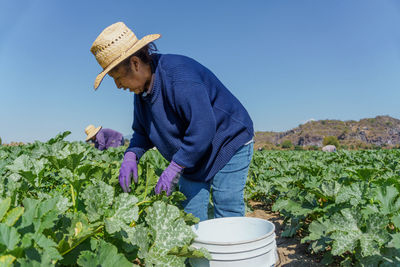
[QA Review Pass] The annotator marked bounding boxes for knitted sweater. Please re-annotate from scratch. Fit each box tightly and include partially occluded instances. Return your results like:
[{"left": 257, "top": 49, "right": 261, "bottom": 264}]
[{"left": 126, "top": 54, "right": 253, "bottom": 182}]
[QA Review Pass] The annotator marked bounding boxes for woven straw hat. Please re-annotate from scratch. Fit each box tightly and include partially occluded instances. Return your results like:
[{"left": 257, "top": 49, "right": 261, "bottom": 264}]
[
  {"left": 85, "top": 124, "right": 102, "bottom": 141},
  {"left": 90, "top": 22, "right": 161, "bottom": 90}
]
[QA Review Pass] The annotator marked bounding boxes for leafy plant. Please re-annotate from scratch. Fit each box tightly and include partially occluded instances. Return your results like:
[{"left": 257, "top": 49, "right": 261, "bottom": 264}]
[{"left": 0, "top": 132, "right": 210, "bottom": 266}]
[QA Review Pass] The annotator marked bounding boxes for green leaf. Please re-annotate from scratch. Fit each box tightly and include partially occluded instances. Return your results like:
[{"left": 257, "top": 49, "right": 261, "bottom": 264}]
[
  {"left": 0, "top": 223, "right": 20, "bottom": 251},
  {"left": 0, "top": 255, "right": 16, "bottom": 267},
  {"left": 3, "top": 207, "right": 24, "bottom": 226},
  {"left": 331, "top": 230, "right": 360, "bottom": 256},
  {"left": 168, "top": 245, "right": 211, "bottom": 260},
  {"left": 17, "top": 251, "right": 54, "bottom": 267},
  {"left": 392, "top": 214, "right": 400, "bottom": 229},
  {"left": 301, "top": 219, "right": 331, "bottom": 253},
  {"left": 47, "top": 131, "right": 71, "bottom": 144},
  {"left": 374, "top": 186, "right": 400, "bottom": 215},
  {"left": 104, "top": 193, "right": 138, "bottom": 234},
  {"left": 335, "top": 182, "right": 366, "bottom": 206},
  {"left": 329, "top": 209, "right": 390, "bottom": 257},
  {"left": 56, "top": 211, "right": 101, "bottom": 258},
  {"left": 81, "top": 181, "right": 114, "bottom": 222},
  {"left": 6, "top": 155, "right": 46, "bottom": 186},
  {"left": 330, "top": 209, "right": 361, "bottom": 255},
  {"left": 20, "top": 197, "right": 61, "bottom": 233},
  {"left": 272, "top": 199, "right": 312, "bottom": 216},
  {"left": 129, "top": 224, "right": 149, "bottom": 259},
  {"left": 0, "top": 198, "right": 11, "bottom": 222},
  {"left": 144, "top": 201, "right": 196, "bottom": 267},
  {"left": 388, "top": 233, "right": 400, "bottom": 248},
  {"left": 33, "top": 232, "right": 63, "bottom": 261},
  {"left": 320, "top": 180, "right": 342, "bottom": 199},
  {"left": 362, "top": 216, "right": 390, "bottom": 254},
  {"left": 380, "top": 247, "right": 400, "bottom": 266},
  {"left": 77, "top": 239, "right": 132, "bottom": 267}
]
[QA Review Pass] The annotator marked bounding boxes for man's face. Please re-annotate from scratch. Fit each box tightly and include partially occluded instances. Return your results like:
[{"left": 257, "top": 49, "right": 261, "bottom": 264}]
[{"left": 108, "top": 57, "right": 149, "bottom": 94}]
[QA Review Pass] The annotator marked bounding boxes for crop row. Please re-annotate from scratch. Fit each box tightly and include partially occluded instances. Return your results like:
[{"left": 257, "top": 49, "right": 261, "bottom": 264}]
[{"left": 246, "top": 149, "right": 400, "bottom": 266}]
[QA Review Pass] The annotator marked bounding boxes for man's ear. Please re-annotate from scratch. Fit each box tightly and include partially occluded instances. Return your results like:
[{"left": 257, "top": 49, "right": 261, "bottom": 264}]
[{"left": 130, "top": 56, "right": 140, "bottom": 72}]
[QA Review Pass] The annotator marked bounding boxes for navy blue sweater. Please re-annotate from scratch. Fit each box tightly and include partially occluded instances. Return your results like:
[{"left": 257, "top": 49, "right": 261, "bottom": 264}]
[{"left": 126, "top": 54, "right": 254, "bottom": 182}]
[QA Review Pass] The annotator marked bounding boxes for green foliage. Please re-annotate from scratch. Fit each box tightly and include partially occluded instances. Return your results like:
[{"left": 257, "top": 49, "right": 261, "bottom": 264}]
[
  {"left": 0, "top": 132, "right": 208, "bottom": 266},
  {"left": 246, "top": 149, "right": 400, "bottom": 266},
  {"left": 294, "top": 145, "right": 303, "bottom": 151},
  {"left": 281, "top": 140, "right": 293, "bottom": 149},
  {"left": 323, "top": 136, "right": 339, "bottom": 147}
]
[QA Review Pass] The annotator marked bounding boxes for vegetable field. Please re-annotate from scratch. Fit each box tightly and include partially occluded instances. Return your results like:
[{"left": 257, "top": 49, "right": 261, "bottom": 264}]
[
  {"left": 2, "top": 132, "right": 400, "bottom": 266},
  {"left": 246, "top": 149, "right": 400, "bottom": 266},
  {"left": 0, "top": 132, "right": 209, "bottom": 267}
]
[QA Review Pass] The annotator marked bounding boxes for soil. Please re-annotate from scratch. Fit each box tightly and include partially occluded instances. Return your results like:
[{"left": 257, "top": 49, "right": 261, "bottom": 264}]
[{"left": 246, "top": 201, "right": 324, "bottom": 267}]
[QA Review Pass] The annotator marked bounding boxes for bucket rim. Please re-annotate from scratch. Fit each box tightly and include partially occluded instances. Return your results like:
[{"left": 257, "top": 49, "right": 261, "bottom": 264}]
[
  {"left": 192, "top": 217, "right": 276, "bottom": 245},
  {"left": 197, "top": 239, "right": 276, "bottom": 254}
]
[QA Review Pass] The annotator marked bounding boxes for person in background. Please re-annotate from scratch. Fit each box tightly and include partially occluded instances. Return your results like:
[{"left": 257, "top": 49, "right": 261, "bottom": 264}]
[
  {"left": 90, "top": 22, "right": 254, "bottom": 221},
  {"left": 85, "top": 124, "right": 125, "bottom": 151}
]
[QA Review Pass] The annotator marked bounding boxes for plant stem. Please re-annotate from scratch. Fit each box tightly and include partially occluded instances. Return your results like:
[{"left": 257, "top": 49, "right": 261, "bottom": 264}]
[
  {"left": 60, "top": 225, "right": 104, "bottom": 256},
  {"left": 136, "top": 200, "right": 152, "bottom": 206},
  {"left": 141, "top": 163, "right": 151, "bottom": 202},
  {"left": 70, "top": 184, "right": 76, "bottom": 212}
]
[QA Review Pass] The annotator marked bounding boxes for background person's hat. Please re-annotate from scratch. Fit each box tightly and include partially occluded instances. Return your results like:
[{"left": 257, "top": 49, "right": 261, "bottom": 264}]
[
  {"left": 90, "top": 22, "right": 161, "bottom": 90},
  {"left": 85, "top": 125, "right": 102, "bottom": 141}
]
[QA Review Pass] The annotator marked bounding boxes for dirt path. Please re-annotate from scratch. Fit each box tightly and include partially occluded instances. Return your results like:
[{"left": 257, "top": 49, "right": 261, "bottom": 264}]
[{"left": 246, "top": 201, "right": 323, "bottom": 267}]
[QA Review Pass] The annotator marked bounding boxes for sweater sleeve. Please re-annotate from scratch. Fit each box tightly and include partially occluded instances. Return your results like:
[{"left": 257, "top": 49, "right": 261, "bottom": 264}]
[
  {"left": 96, "top": 131, "right": 106, "bottom": 151},
  {"left": 125, "top": 100, "right": 154, "bottom": 160},
  {"left": 171, "top": 82, "right": 216, "bottom": 168}
]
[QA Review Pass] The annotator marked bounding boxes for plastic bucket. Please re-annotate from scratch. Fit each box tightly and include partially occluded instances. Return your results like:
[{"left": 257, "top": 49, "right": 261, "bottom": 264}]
[{"left": 189, "top": 217, "right": 277, "bottom": 267}]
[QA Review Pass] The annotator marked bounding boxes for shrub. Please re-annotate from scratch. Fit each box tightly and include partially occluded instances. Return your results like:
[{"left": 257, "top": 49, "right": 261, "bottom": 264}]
[
  {"left": 323, "top": 136, "right": 339, "bottom": 147},
  {"left": 294, "top": 145, "right": 303, "bottom": 151},
  {"left": 0, "top": 136, "right": 1, "bottom": 145},
  {"left": 307, "top": 145, "right": 319, "bottom": 151},
  {"left": 281, "top": 140, "right": 293, "bottom": 149}
]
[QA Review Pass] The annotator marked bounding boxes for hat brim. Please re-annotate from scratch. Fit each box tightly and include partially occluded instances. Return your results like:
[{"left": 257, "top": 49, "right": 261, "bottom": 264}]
[
  {"left": 85, "top": 126, "right": 102, "bottom": 141},
  {"left": 94, "top": 33, "right": 161, "bottom": 90}
]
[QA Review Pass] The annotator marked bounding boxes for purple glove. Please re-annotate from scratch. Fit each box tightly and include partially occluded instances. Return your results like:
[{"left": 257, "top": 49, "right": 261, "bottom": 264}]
[
  {"left": 119, "top": 152, "right": 138, "bottom": 193},
  {"left": 155, "top": 161, "right": 184, "bottom": 196}
]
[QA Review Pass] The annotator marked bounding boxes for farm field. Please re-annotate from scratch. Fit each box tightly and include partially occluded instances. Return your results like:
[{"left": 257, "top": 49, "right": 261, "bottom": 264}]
[
  {"left": 1, "top": 132, "right": 400, "bottom": 266},
  {"left": 246, "top": 149, "right": 400, "bottom": 266}
]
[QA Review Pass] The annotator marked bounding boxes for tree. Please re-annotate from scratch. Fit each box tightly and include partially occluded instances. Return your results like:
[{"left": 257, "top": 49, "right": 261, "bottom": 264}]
[{"left": 323, "top": 136, "right": 339, "bottom": 147}]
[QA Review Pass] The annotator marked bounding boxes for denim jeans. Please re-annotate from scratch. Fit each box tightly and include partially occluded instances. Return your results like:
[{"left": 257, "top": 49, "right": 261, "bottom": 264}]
[{"left": 179, "top": 142, "right": 254, "bottom": 221}]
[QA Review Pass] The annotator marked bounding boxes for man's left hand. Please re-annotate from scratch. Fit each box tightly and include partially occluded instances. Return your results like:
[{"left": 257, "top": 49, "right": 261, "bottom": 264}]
[{"left": 155, "top": 161, "right": 184, "bottom": 196}]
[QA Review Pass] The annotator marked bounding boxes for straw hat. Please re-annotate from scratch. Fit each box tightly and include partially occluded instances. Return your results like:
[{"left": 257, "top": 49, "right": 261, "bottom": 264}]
[
  {"left": 90, "top": 22, "right": 161, "bottom": 90},
  {"left": 85, "top": 125, "right": 102, "bottom": 141}
]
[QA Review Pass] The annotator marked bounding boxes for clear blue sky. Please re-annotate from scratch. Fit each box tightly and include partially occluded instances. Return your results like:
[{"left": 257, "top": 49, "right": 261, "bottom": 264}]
[{"left": 1, "top": 0, "right": 400, "bottom": 143}]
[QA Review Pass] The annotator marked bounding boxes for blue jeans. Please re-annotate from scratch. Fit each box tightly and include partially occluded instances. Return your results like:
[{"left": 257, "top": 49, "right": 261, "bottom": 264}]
[{"left": 179, "top": 142, "right": 254, "bottom": 221}]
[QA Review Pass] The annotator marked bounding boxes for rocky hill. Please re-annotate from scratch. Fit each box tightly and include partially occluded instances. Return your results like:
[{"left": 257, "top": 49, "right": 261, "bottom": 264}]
[{"left": 255, "top": 115, "right": 400, "bottom": 149}]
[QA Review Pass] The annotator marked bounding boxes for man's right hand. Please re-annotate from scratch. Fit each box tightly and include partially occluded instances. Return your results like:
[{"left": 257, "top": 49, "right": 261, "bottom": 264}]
[{"left": 119, "top": 152, "right": 138, "bottom": 192}]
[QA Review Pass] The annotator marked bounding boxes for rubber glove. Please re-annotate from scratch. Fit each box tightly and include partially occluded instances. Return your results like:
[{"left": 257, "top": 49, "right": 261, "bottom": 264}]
[
  {"left": 118, "top": 152, "right": 138, "bottom": 193},
  {"left": 155, "top": 161, "right": 184, "bottom": 196}
]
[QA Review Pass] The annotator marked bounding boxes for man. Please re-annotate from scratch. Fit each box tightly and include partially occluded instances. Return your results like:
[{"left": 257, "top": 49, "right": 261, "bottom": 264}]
[
  {"left": 85, "top": 124, "right": 125, "bottom": 150},
  {"left": 90, "top": 22, "right": 254, "bottom": 221}
]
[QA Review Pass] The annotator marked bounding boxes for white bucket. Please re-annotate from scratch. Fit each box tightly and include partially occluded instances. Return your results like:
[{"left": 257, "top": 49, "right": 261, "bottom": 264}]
[{"left": 189, "top": 217, "right": 277, "bottom": 267}]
